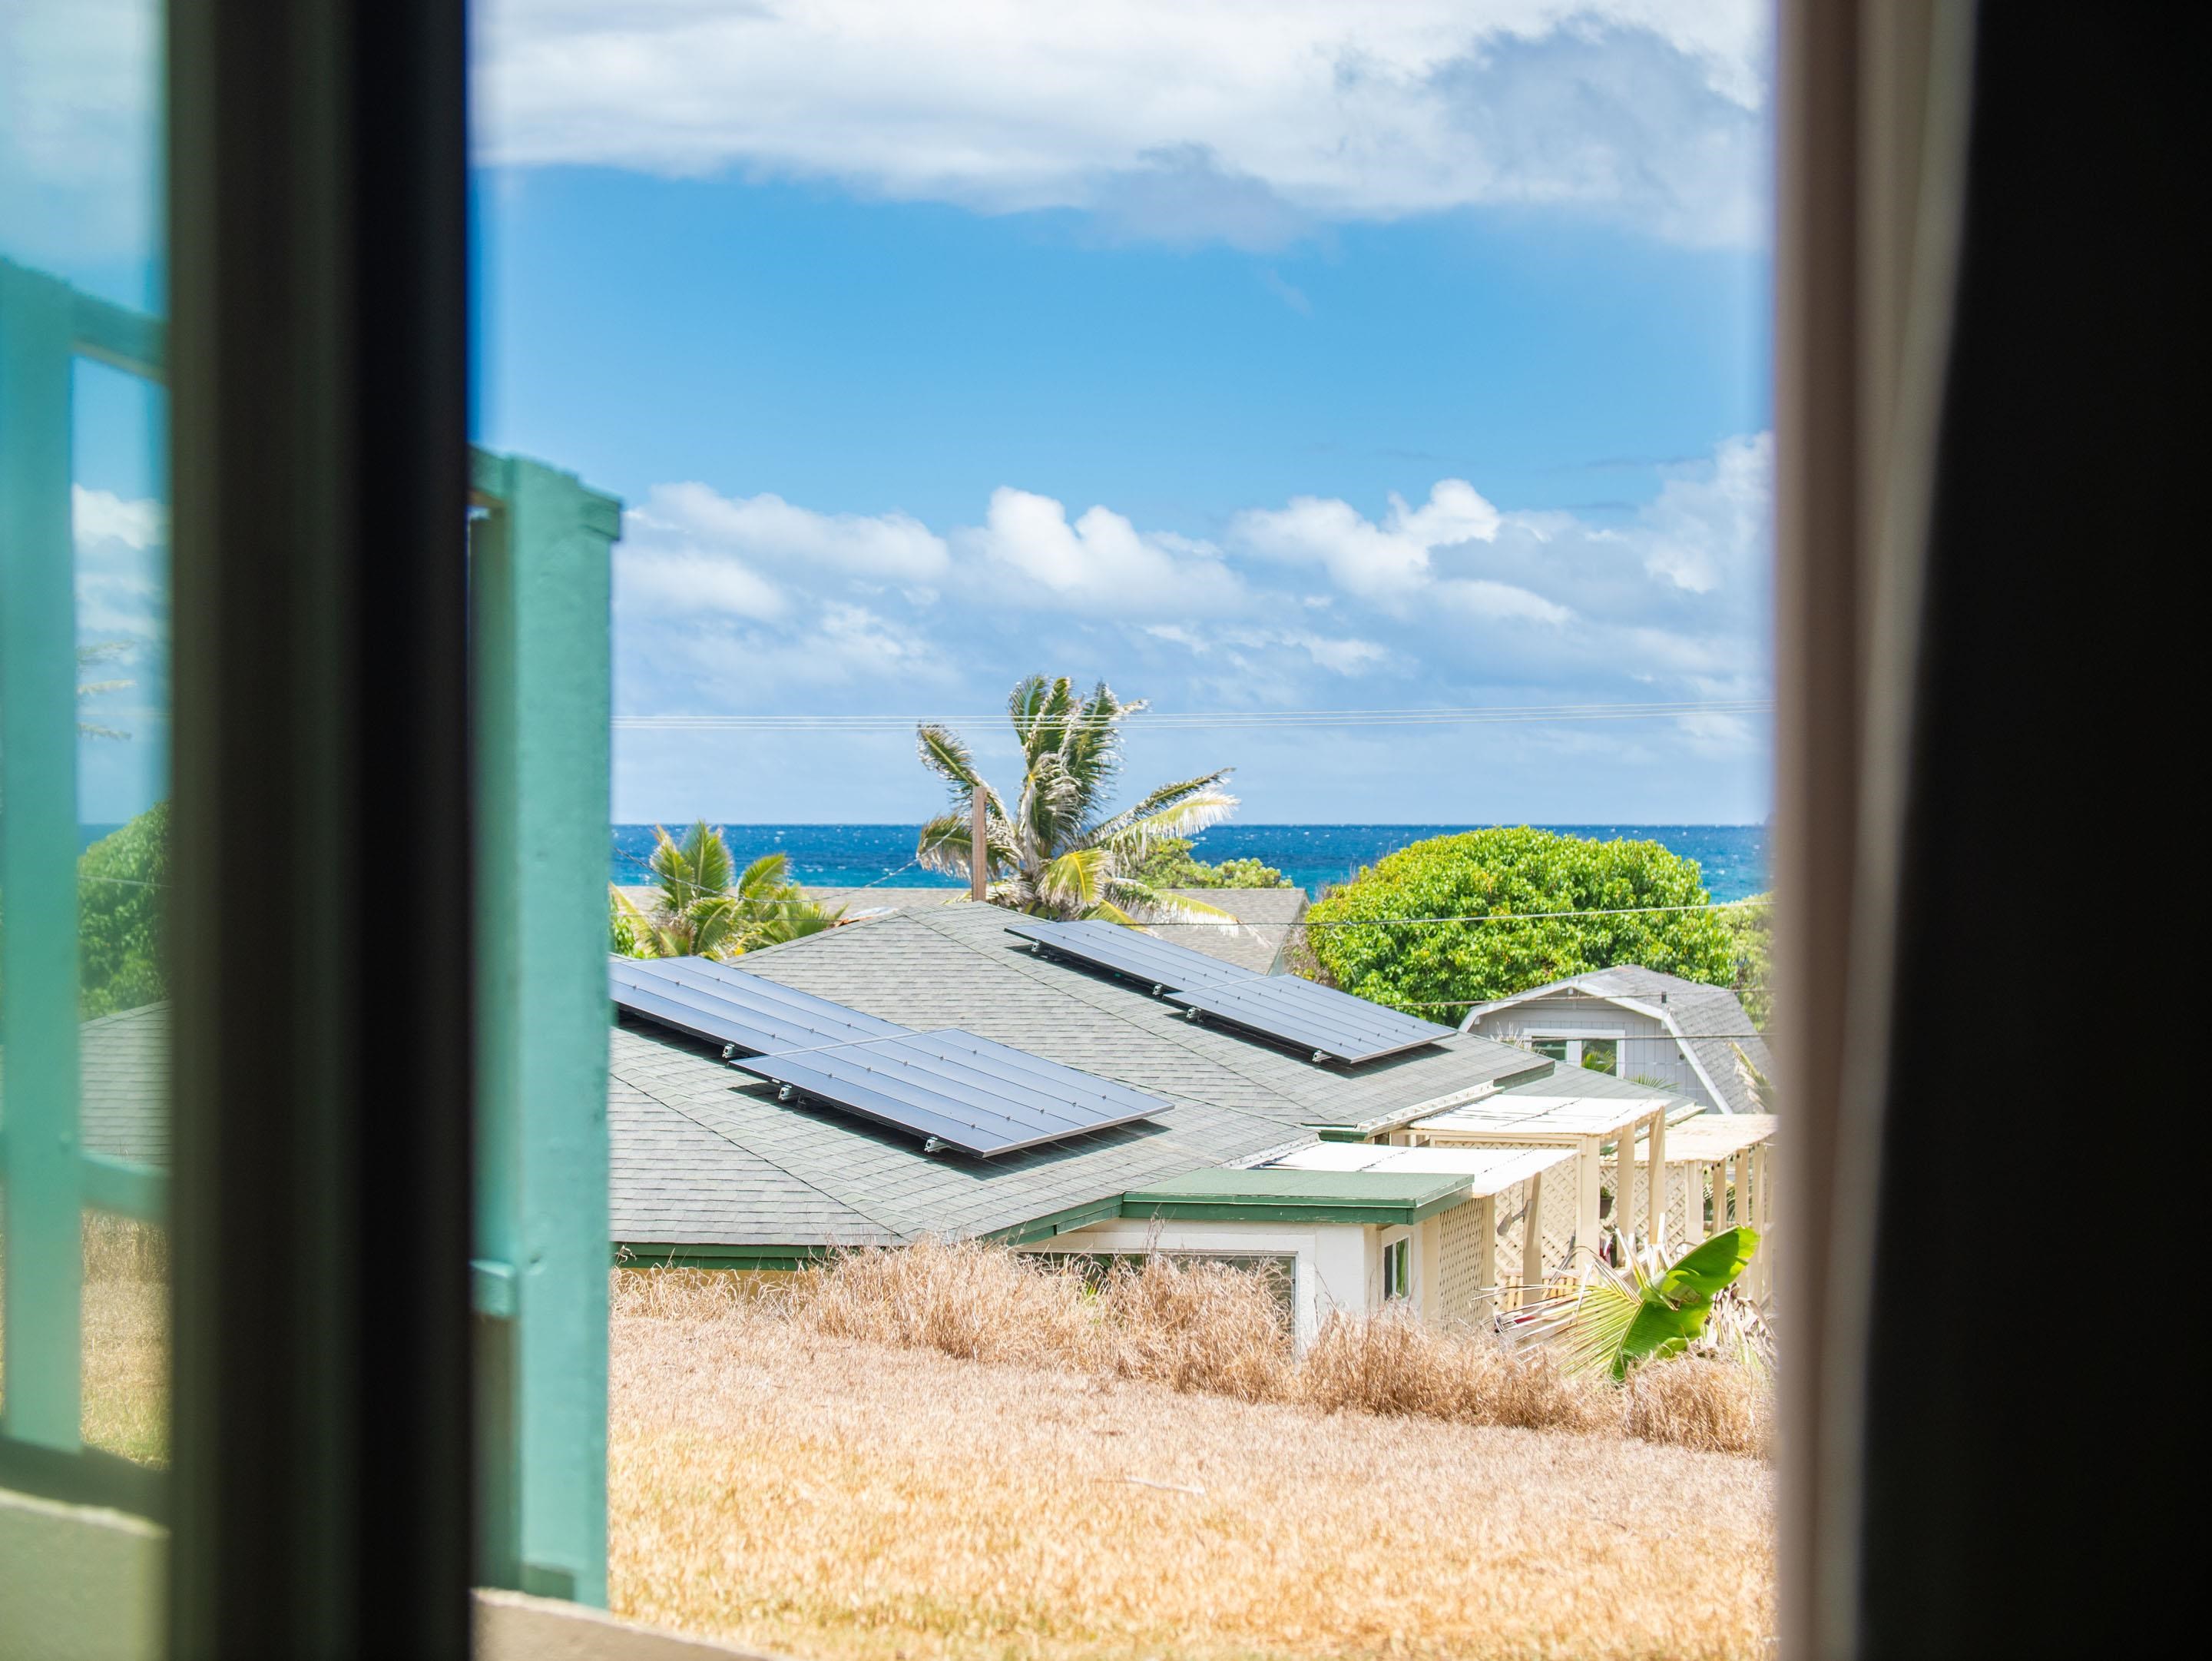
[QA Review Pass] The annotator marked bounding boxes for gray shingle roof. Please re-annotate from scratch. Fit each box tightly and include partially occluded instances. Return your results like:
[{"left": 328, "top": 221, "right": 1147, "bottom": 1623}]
[
  {"left": 43, "top": 916, "right": 1580, "bottom": 1256},
  {"left": 611, "top": 901, "right": 1553, "bottom": 1249},
  {"left": 1474, "top": 965, "right": 1773, "bottom": 1114}
]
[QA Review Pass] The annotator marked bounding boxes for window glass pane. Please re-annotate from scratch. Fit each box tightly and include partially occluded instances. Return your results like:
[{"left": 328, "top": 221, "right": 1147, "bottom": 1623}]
[
  {"left": 2, "top": 0, "right": 169, "bottom": 1647},
  {"left": 475, "top": 0, "right": 1775, "bottom": 1649}
]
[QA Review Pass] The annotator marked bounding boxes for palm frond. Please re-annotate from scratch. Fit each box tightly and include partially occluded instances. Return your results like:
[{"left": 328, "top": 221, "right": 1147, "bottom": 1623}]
[
  {"left": 1098, "top": 791, "right": 1241, "bottom": 857},
  {"left": 608, "top": 886, "right": 652, "bottom": 956},
  {"left": 1022, "top": 753, "right": 1088, "bottom": 855},
  {"left": 684, "top": 894, "right": 747, "bottom": 960},
  {"left": 1058, "top": 679, "right": 1141, "bottom": 811},
  {"left": 1104, "top": 875, "right": 1240, "bottom": 923},
  {"left": 1036, "top": 847, "right": 1111, "bottom": 914},
  {"left": 1085, "top": 770, "right": 1236, "bottom": 844},
  {"left": 685, "top": 821, "right": 735, "bottom": 893},
  {"left": 915, "top": 723, "right": 983, "bottom": 794},
  {"left": 736, "top": 850, "right": 793, "bottom": 900}
]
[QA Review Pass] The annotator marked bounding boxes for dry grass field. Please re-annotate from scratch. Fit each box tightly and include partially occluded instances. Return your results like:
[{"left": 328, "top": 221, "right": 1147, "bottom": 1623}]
[
  {"left": 611, "top": 1249, "right": 1777, "bottom": 1661},
  {"left": 36, "top": 1228, "right": 1778, "bottom": 1659}
]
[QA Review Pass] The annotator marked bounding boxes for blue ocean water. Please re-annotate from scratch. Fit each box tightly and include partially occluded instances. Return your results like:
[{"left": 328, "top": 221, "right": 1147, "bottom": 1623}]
[{"left": 611, "top": 823, "right": 1770, "bottom": 902}]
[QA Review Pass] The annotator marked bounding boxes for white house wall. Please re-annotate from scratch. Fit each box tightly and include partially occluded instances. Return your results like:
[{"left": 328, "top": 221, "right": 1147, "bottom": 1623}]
[
  {"left": 1470, "top": 996, "right": 1717, "bottom": 1109},
  {"left": 1043, "top": 1219, "right": 1373, "bottom": 1353}
]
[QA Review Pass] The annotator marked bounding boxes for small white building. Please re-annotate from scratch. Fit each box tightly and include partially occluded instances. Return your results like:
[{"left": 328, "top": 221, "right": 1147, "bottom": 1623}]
[
  {"left": 1460, "top": 965, "right": 1773, "bottom": 1115},
  {"left": 1051, "top": 1143, "right": 1576, "bottom": 1351}
]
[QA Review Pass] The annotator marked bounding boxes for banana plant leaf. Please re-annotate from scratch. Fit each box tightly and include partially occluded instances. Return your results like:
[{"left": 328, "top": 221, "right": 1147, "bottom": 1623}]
[
  {"left": 1547, "top": 1226, "right": 1762, "bottom": 1379},
  {"left": 1614, "top": 1225, "right": 1760, "bottom": 1378}
]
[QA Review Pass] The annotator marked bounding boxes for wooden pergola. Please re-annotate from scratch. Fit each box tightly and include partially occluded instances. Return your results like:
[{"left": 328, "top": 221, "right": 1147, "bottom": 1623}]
[
  {"left": 1397, "top": 1092, "right": 1674, "bottom": 1277},
  {"left": 1638, "top": 1112, "right": 1777, "bottom": 1300}
]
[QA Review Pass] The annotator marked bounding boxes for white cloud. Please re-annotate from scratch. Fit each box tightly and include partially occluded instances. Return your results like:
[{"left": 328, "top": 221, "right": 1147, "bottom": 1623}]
[
  {"left": 72, "top": 486, "right": 168, "bottom": 641},
  {"left": 476, "top": 0, "right": 1771, "bottom": 247},
  {"left": 1229, "top": 479, "right": 1542, "bottom": 615},
  {"left": 1144, "top": 623, "right": 1390, "bottom": 676},
  {"left": 611, "top": 435, "right": 1773, "bottom": 817},
  {"left": 958, "top": 487, "right": 1245, "bottom": 616},
  {"left": 1634, "top": 431, "right": 1771, "bottom": 593},
  {"left": 618, "top": 437, "right": 1767, "bottom": 691},
  {"left": 74, "top": 485, "right": 165, "bottom": 550},
  {"left": 630, "top": 482, "right": 948, "bottom": 582},
  {"left": 618, "top": 548, "right": 786, "bottom": 622}
]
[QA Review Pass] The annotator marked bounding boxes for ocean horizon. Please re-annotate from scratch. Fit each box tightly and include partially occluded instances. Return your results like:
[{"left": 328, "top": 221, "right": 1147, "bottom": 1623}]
[{"left": 608, "top": 822, "right": 1770, "bottom": 902}]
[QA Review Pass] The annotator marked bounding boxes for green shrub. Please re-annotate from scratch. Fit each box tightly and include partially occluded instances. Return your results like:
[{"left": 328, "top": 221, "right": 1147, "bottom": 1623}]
[
  {"left": 1128, "top": 836, "right": 1292, "bottom": 890},
  {"left": 1300, "top": 826, "right": 1734, "bottom": 1015},
  {"left": 78, "top": 803, "right": 169, "bottom": 1017},
  {"left": 1717, "top": 891, "right": 1771, "bottom": 1029}
]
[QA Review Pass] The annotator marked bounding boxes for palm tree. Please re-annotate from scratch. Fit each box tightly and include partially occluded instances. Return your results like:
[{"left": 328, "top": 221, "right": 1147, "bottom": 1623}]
[
  {"left": 610, "top": 821, "right": 843, "bottom": 960},
  {"left": 913, "top": 675, "right": 1240, "bottom": 923}
]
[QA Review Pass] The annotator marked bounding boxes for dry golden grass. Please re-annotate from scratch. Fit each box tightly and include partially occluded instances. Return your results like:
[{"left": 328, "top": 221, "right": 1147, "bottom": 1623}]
[
  {"left": 640, "top": 1239, "right": 1773, "bottom": 1458},
  {"left": 0, "top": 1216, "right": 171, "bottom": 1465},
  {"left": 23, "top": 1228, "right": 1777, "bottom": 1656},
  {"left": 1623, "top": 1359, "right": 1773, "bottom": 1459},
  {"left": 611, "top": 1272, "right": 1777, "bottom": 1660}
]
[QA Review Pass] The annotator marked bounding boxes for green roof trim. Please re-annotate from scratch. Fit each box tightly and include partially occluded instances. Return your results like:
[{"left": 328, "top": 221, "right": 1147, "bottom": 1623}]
[
  {"left": 614, "top": 1242, "right": 826, "bottom": 1272},
  {"left": 1118, "top": 1167, "right": 1475, "bottom": 1227},
  {"left": 985, "top": 1193, "right": 1127, "bottom": 1246}
]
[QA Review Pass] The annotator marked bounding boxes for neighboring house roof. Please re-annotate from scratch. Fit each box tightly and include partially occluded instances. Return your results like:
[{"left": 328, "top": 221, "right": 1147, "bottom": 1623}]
[
  {"left": 621, "top": 885, "right": 1310, "bottom": 976},
  {"left": 51, "top": 910, "right": 1594, "bottom": 1264},
  {"left": 614, "top": 900, "right": 1549, "bottom": 1257},
  {"left": 1464, "top": 966, "right": 1774, "bottom": 1115},
  {"left": 1119, "top": 1166, "right": 1487, "bottom": 1227}
]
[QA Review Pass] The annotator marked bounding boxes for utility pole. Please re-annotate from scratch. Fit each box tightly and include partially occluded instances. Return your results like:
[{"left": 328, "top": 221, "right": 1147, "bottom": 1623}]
[{"left": 970, "top": 785, "right": 988, "bottom": 902}]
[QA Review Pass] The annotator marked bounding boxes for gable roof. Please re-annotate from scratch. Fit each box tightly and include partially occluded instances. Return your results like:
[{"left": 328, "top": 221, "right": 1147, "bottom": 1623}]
[
  {"left": 614, "top": 901, "right": 1551, "bottom": 1255},
  {"left": 1463, "top": 964, "right": 1773, "bottom": 1114}
]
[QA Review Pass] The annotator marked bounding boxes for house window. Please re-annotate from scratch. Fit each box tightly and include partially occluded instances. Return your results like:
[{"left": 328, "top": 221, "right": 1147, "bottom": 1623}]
[
  {"left": 1528, "top": 1033, "right": 1624, "bottom": 1073},
  {"left": 1382, "top": 1235, "right": 1412, "bottom": 1301}
]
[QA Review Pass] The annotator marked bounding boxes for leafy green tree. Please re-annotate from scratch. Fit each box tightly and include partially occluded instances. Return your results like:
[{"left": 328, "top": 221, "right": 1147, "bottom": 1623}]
[
  {"left": 1127, "top": 836, "right": 1292, "bottom": 890},
  {"left": 610, "top": 821, "right": 840, "bottom": 960},
  {"left": 1717, "top": 892, "right": 1771, "bottom": 1029},
  {"left": 78, "top": 802, "right": 168, "bottom": 1016},
  {"left": 913, "top": 675, "right": 1240, "bottom": 923},
  {"left": 1299, "top": 827, "right": 1735, "bottom": 1014}
]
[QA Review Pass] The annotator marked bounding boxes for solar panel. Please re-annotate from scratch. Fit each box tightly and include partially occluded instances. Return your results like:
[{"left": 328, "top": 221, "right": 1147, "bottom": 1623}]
[
  {"left": 727, "top": 1028, "right": 1170, "bottom": 1157},
  {"left": 1003, "top": 917, "right": 1255, "bottom": 992},
  {"left": 1164, "top": 976, "right": 1456, "bottom": 1064},
  {"left": 609, "top": 955, "right": 907, "bottom": 1056}
]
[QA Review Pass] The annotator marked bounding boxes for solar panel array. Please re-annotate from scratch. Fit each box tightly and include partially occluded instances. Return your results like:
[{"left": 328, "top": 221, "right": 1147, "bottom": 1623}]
[
  {"left": 609, "top": 954, "right": 1170, "bottom": 1157},
  {"left": 610, "top": 955, "right": 904, "bottom": 1055},
  {"left": 727, "top": 1029, "right": 1170, "bottom": 1158},
  {"left": 1005, "top": 917, "right": 1455, "bottom": 1066},
  {"left": 1164, "top": 976, "right": 1459, "bottom": 1064},
  {"left": 1003, "top": 917, "right": 1251, "bottom": 990}
]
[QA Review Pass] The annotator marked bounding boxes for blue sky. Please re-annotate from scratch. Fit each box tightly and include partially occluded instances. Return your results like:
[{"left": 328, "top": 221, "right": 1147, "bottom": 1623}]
[{"left": 15, "top": 1, "right": 1777, "bottom": 827}]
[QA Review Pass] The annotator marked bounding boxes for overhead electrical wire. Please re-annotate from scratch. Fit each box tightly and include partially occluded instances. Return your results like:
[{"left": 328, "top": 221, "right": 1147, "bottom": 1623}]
[{"left": 611, "top": 697, "right": 1772, "bottom": 732}]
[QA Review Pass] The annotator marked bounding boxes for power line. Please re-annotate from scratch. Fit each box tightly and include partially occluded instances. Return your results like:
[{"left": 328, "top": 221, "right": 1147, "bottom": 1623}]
[{"left": 611, "top": 698, "right": 1772, "bottom": 732}]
